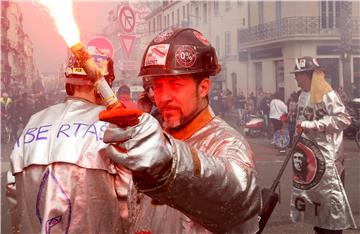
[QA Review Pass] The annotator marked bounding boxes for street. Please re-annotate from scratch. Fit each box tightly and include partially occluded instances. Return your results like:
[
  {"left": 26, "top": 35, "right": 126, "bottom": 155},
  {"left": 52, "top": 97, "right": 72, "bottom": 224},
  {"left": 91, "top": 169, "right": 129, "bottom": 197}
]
[{"left": 1, "top": 122, "right": 359, "bottom": 233}]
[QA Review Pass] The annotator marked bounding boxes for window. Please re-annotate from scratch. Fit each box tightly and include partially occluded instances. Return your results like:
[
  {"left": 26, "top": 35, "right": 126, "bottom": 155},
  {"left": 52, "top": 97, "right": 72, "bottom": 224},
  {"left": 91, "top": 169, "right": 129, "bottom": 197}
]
[
  {"left": 335, "top": 1, "right": 340, "bottom": 27},
  {"left": 214, "top": 1, "right": 219, "bottom": 16},
  {"left": 156, "top": 15, "right": 161, "bottom": 31},
  {"left": 215, "top": 36, "right": 220, "bottom": 56},
  {"left": 275, "top": 0, "right": 281, "bottom": 21},
  {"left": 329, "top": 1, "right": 334, "bottom": 28},
  {"left": 148, "top": 21, "right": 151, "bottom": 34},
  {"left": 183, "top": 5, "right": 186, "bottom": 19},
  {"left": 159, "top": 15, "right": 162, "bottom": 30},
  {"left": 353, "top": 57, "right": 360, "bottom": 97},
  {"left": 254, "top": 62, "right": 263, "bottom": 95},
  {"left": 203, "top": 3, "right": 208, "bottom": 24},
  {"left": 317, "top": 58, "right": 340, "bottom": 88},
  {"left": 195, "top": 7, "right": 199, "bottom": 26},
  {"left": 258, "top": 1, "right": 264, "bottom": 24},
  {"left": 231, "top": 73, "right": 238, "bottom": 96},
  {"left": 171, "top": 12, "right": 174, "bottom": 26},
  {"left": 274, "top": 60, "right": 284, "bottom": 91},
  {"left": 152, "top": 18, "right": 155, "bottom": 33},
  {"left": 164, "top": 15, "right": 167, "bottom": 28},
  {"left": 167, "top": 14, "right": 170, "bottom": 28},
  {"left": 177, "top": 9, "right": 180, "bottom": 26},
  {"left": 225, "top": 1, "right": 231, "bottom": 11},
  {"left": 225, "top": 31, "right": 231, "bottom": 56},
  {"left": 321, "top": 0, "right": 341, "bottom": 29},
  {"left": 187, "top": 4, "right": 190, "bottom": 21}
]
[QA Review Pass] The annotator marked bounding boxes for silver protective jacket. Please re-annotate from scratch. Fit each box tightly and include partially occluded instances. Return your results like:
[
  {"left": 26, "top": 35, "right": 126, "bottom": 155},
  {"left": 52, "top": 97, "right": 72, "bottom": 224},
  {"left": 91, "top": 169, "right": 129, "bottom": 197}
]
[
  {"left": 291, "top": 90, "right": 357, "bottom": 229},
  {"left": 127, "top": 107, "right": 261, "bottom": 234},
  {"left": 7, "top": 98, "right": 130, "bottom": 234}
]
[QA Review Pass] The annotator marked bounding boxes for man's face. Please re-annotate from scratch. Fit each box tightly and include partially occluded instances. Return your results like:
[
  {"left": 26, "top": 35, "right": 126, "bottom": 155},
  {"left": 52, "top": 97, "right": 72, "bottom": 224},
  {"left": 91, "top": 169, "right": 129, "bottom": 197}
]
[
  {"left": 293, "top": 152, "right": 306, "bottom": 172},
  {"left": 294, "top": 72, "right": 311, "bottom": 91},
  {"left": 153, "top": 75, "right": 209, "bottom": 129}
]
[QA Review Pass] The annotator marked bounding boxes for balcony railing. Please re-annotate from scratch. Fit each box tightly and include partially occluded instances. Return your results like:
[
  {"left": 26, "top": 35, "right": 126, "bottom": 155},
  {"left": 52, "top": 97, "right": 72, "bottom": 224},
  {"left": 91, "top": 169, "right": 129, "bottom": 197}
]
[{"left": 238, "top": 16, "right": 360, "bottom": 45}]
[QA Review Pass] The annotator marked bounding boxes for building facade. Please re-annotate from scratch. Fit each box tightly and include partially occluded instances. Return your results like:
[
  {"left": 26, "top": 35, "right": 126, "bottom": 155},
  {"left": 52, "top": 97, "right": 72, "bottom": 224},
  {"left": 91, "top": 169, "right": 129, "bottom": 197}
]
[
  {"left": 143, "top": 0, "right": 248, "bottom": 96},
  {"left": 239, "top": 1, "right": 360, "bottom": 99},
  {"left": 142, "top": 0, "right": 360, "bottom": 100},
  {"left": 1, "top": 1, "right": 43, "bottom": 95}
]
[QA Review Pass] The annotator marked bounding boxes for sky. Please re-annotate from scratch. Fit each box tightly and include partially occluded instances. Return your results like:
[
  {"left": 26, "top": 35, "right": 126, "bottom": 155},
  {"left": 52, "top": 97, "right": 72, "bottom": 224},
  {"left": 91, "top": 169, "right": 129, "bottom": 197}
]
[{"left": 18, "top": 1, "right": 119, "bottom": 74}]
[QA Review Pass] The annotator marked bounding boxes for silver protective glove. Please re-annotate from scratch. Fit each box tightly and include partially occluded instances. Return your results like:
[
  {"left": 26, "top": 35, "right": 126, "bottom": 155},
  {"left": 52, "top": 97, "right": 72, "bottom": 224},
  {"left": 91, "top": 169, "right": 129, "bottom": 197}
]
[{"left": 101, "top": 113, "right": 173, "bottom": 185}]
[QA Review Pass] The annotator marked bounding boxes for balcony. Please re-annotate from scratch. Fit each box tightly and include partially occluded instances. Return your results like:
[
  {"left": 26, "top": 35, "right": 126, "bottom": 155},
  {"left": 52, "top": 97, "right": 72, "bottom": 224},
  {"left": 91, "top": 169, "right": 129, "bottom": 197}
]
[{"left": 238, "top": 16, "right": 360, "bottom": 46}]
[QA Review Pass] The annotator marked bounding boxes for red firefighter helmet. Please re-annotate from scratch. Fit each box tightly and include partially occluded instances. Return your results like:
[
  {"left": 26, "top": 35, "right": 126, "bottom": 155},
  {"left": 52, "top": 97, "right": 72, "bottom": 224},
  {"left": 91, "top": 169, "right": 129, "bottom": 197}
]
[{"left": 138, "top": 28, "right": 221, "bottom": 78}]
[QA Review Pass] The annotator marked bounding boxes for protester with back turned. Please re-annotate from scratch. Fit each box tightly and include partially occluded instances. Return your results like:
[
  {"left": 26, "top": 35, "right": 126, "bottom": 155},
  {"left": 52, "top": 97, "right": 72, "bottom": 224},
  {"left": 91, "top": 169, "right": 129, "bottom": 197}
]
[
  {"left": 6, "top": 47, "right": 130, "bottom": 233},
  {"left": 99, "top": 27, "right": 261, "bottom": 234},
  {"left": 291, "top": 56, "right": 357, "bottom": 234},
  {"left": 269, "top": 91, "right": 288, "bottom": 142}
]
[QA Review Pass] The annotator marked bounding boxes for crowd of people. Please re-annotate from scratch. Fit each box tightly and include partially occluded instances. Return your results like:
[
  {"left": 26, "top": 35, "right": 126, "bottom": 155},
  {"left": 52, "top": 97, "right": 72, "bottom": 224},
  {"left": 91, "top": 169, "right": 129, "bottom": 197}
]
[
  {"left": 0, "top": 90, "right": 66, "bottom": 143},
  {"left": 3, "top": 27, "right": 358, "bottom": 234}
]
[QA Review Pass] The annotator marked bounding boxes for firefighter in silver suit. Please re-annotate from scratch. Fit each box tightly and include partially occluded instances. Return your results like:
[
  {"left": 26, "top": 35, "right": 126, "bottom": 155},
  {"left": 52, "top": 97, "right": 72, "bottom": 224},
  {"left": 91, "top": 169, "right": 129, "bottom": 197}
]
[
  {"left": 99, "top": 28, "right": 261, "bottom": 234},
  {"left": 290, "top": 56, "right": 357, "bottom": 234},
  {"left": 6, "top": 47, "right": 131, "bottom": 233}
]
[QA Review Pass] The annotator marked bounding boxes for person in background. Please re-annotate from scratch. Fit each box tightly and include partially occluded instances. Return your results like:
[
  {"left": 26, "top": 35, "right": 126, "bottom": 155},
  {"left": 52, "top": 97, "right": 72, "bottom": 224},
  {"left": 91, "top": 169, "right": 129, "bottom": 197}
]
[
  {"left": 269, "top": 90, "right": 288, "bottom": 143},
  {"left": 259, "top": 91, "right": 272, "bottom": 138},
  {"left": 137, "top": 77, "right": 162, "bottom": 124},
  {"left": 291, "top": 56, "right": 357, "bottom": 234},
  {"left": 238, "top": 90, "right": 247, "bottom": 114},
  {"left": 235, "top": 90, "right": 247, "bottom": 126},
  {"left": 225, "top": 89, "right": 235, "bottom": 113},
  {"left": 256, "top": 89, "right": 264, "bottom": 113},
  {"left": 287, "top": 91, "right": 300, "bottom": 146},
  {"left": 336, "top": 86, "right": 349, "bottom": 103},
  {"left": 210, "top": 88, "right": 222, "bottom": 116},
  {"left": 116, "top": 84, "right": 137, "bottom": 109},
  {"left": 1, "top": 92, "right": 13, "bottom": 142},
  {"left": 6, "top": 47, "right": 130, "bottom": 233},
  {"left": 33, "top": 90, "right": 46, "bottom": 112},
  {"left": 99, "top": 27, "right": 261, "bottom": 234},
  {"left": 137, "top": 92, "right": 153, "bottom": 113},
  {"left": 0, "top": 92, "right": 12, "bottom": 115}
]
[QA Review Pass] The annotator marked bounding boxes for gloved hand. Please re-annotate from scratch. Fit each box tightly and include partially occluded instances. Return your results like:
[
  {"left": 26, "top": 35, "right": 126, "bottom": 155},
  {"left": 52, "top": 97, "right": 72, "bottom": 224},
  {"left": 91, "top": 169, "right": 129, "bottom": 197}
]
[
  {"left": 100, "top": 111, "right": 173, "bottom": 186},
  {"left": 295, "top": 124, "right": 303, "bottom": 135},
  {"left": 99, "top": 108, "right": 143, "bottom": 128},
  {"left": 300, "top": 120, "right": 316, "bottom": 130},
  {"left": 296, "top": 120, "right": 316, "bottom": 134}
]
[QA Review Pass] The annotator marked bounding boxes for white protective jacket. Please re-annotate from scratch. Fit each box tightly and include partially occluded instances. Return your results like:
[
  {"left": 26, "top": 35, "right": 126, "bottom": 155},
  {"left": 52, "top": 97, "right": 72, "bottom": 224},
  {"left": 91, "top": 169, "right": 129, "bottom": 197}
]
[
  {"left": 7, "top": 98, "right": 130, "bottom": 234},
  {"left": 290, "top": 90, "right": 357, "bottom": 230},
  {"left": 127, "top": 107, "right": 261, "bottom": 234}
]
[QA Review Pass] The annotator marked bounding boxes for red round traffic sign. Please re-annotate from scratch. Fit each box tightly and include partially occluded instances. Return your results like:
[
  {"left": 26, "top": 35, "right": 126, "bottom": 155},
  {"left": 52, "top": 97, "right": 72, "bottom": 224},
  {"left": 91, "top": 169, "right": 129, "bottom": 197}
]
[
  {"left": 86, "top": 36, "right": 114, "bottom": 58},
  {"left": 118, "top": 5, "right": 136, "bottom": 33}
]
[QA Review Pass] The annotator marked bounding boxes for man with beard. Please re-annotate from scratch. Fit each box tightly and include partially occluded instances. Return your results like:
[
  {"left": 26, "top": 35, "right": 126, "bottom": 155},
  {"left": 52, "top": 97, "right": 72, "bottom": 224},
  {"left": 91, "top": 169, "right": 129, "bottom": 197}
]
[
  {"left": 99, "top": 28, "right": 261, "bottom": 234},
  {"left": 292, "top": 151, "right": 308, "bottom": 183},
  {"left": 291, "top": 56, "right": 357, "bottom": 233},
  {"left": 7, "top": 47, "right": 130, "bottom": 233}
]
